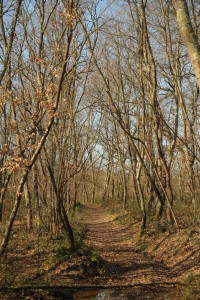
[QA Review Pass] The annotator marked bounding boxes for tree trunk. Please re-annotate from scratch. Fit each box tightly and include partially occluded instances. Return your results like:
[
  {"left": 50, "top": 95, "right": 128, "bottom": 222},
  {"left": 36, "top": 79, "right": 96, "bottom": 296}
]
[
  {"left": 45, "top": 157, "right": 74, "bottom": 248},
  {"left": 24, "top": 182, "right": 33, "bottom": 232},
  {"left": 174, "top": 0, "right": 200, "bottom": 89}
]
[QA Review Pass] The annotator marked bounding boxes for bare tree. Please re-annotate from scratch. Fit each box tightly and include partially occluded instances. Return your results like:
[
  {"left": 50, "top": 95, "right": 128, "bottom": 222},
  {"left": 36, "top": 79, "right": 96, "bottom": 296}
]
[{"left": 0, "top": 0, "right": 82, "bottom": 257}]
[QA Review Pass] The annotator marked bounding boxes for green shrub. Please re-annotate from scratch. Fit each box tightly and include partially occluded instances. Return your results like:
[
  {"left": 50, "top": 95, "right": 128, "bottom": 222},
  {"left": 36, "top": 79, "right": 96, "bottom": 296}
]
[{"left": 91, "top": 250, "right": 100, "bottom": 263}]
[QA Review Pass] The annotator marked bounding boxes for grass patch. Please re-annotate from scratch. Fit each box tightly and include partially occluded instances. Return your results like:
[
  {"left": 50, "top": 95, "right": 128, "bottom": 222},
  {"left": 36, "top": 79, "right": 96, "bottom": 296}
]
[
  {"left": 55, "top": 245, "right": 71, "bottom": 259},
  {"left": 183, "top": 273, "right": 196, "bottom": 285}
]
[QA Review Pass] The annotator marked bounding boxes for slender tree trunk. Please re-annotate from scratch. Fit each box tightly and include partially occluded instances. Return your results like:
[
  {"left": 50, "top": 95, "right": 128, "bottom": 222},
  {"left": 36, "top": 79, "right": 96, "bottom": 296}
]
[
  {"left": 24, "top": 181, "right": 33, "bottom": 232},
  {"left": 33, "top": 165, "right": 42, "bottom": 229},
  {"left": 45, "top": 154, "right": 74, "bottom": 248},
  {"left": 136, "top": 163, "right": 146, "bottom": 236}
]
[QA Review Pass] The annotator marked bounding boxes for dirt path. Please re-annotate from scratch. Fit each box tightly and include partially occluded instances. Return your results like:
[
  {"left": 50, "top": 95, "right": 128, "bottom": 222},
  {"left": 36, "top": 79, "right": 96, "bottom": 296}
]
[
  {"left": 42, "top": 202, "right": 199, "bottom": 289},
  {"left": 0, "top": 203, "right": 200, "bottom": 299},
  {"left": 79, "top": 203, "right": 171, "bottom": 286},
  {"left": 1, "top": 202, "right": 199, "bottom": 292},
  {"left": 39, "top": 203, "right": 173, "bottom": 288}
]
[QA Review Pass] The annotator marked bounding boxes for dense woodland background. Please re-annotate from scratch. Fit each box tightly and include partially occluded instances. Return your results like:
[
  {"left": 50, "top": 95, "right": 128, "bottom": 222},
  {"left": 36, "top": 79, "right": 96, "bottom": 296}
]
[{"left": 0, "top": 0, "right": 200, "bottom": 258}]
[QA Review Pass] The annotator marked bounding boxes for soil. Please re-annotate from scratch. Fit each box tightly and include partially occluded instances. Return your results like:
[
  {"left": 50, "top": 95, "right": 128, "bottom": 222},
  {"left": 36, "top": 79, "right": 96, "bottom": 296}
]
[{"left": 0, "top": 203, "right": 199, "bottom": 299}]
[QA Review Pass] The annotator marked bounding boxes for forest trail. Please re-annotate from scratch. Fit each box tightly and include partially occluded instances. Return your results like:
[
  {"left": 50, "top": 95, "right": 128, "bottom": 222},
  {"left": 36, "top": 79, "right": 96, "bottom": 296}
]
[
  {"left": 0, "top": 202, "right": 199, "bottom": 293},
  {"left": 79, "top": 203, "right": 171, "bottom": 286}
]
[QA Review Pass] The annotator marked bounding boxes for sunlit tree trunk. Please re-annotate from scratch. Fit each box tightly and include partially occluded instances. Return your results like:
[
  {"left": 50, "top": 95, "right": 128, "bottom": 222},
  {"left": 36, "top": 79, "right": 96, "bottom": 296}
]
[
  {"left": 24, "top": 181, "right": 33, "bottom": 232},
  {"left": 174, "top": 0, "right": 200, "bottom": 90}
]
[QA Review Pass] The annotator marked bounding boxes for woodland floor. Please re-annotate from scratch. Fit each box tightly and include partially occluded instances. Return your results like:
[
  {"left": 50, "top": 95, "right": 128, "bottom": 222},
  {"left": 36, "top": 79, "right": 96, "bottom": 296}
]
[{"left": 0, "top": 203, "right": 200, "bottom": 299}]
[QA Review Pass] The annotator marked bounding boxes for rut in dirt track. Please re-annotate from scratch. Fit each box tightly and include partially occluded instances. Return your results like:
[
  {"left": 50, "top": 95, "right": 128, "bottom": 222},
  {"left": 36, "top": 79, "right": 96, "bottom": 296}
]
[{"left": 80, "top": 203, "right": 170, "bottom": 285}]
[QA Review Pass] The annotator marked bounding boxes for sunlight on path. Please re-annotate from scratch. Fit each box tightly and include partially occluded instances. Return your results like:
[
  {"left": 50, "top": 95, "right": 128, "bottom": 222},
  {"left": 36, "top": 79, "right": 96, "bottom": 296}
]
[{"left": 80, "top": 204, "right": 170, "bottom": 286}]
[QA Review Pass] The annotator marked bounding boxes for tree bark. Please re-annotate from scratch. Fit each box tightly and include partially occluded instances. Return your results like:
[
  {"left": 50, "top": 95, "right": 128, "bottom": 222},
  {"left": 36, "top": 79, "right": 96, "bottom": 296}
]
[{"left": 174, "top": 0, "right": 200, "bottom": 89}]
